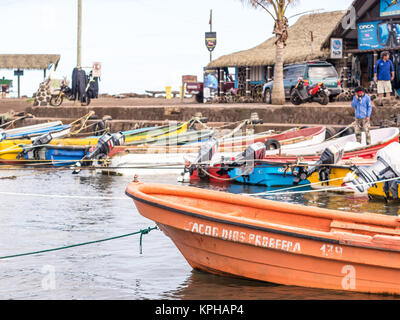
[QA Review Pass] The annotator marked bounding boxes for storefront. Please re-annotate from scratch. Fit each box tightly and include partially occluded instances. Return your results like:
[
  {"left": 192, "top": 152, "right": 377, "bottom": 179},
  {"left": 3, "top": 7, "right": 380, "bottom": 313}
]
[
  {"left": 207, "top": 11, "right": 346, "bottom": 101},
  {"left": 323, "top": 0, "right": 400, "bottom": 96}
]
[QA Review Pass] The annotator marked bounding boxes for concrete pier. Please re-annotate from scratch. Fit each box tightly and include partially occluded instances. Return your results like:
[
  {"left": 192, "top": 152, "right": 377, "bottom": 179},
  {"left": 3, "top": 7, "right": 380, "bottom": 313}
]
[{"left": 2, "top": 97, "right": 400, "bottom": 133}]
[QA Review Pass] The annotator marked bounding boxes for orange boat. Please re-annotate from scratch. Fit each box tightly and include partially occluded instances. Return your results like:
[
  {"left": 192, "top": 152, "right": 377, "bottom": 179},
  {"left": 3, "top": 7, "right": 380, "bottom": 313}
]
[{"left": 126, "top": 182, "right": 400, "bottom": 295}]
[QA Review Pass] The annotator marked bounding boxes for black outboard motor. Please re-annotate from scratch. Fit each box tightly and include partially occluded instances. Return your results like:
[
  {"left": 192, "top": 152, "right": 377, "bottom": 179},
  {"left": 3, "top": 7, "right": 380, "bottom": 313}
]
[
  {"left": 230, "top": 142, "right": 266, "bottom": 176},
  {"left": 182, "top": 138, "right": 219, "bottom": 180},
  {"left": 343, "top": 142, "right": 400, "bottom": 198},
  {"left": 72, "top": 131, "right": 125, "bottom": 173},
  {"left": 17, "top": 132, "right": 54, "bottom": 160},
  {"left": 216, "top": 142, "right": 267, "bottom": 178},
  {"left": 293, "top": 144, "right": 344, "bottom": 185}
]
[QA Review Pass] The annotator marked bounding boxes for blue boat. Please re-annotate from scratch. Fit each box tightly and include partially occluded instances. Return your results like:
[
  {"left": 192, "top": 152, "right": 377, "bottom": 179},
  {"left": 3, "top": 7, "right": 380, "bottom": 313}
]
[
  {"left": 228, "top": 162, "right": 311, "bottom": 187},
  {"left": 23, "top": 145, "right": 91, "bottom": 167}
]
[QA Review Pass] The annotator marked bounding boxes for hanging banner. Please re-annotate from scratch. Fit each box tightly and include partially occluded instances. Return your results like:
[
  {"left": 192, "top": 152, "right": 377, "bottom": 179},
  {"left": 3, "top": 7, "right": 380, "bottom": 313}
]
[
  {"left": 205, "top": 32, "right": 217, "bottom": 52},
  {"left": 358, "top": 20, "right": 400, "bottom": 50},
  {"left": 380, "top": 0, "right": 400, "bottom": 17},
  {"left": 330, "top": 38, "right": 343, "bottom": 59},
  {"left": 203, "top": 68, "right": 218, "bottom": 103},
  {"left": 358, "top": 21, "right": 384, "bottom": 50}
]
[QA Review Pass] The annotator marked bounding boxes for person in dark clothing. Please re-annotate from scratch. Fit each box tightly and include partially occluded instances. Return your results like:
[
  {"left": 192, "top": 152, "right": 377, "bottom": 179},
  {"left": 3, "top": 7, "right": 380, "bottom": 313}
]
[{"left": 71, "top": 66, "right": 88, "bottom": 104}]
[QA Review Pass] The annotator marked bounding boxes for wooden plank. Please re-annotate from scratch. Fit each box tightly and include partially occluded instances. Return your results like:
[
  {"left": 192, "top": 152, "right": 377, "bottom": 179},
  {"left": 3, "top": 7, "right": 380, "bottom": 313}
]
[{"left": 330, "top": 220, "right": 400, "bottom": 236}]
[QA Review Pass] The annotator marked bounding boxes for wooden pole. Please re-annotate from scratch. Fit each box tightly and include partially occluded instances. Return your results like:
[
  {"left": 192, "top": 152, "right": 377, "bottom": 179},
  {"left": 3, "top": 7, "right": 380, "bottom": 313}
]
[
  {"left": 17, "top": 70, "right": 21, "bottom": 99},
  {"left": 246, "top": 67, "right": 250, "bottom": 96},
  {"left": 77, "top": 0, "right": 82, "bottom": 67}
]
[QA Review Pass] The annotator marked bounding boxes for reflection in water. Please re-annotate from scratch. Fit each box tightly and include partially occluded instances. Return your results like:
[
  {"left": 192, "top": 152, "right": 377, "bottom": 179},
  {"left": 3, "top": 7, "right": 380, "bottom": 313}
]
[{"left": 163, "top": 269, "right": 396, "bottom": 300}]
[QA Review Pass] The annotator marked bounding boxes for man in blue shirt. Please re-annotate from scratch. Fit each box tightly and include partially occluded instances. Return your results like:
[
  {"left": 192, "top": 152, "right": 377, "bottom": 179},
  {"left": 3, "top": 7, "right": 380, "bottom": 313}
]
[
  {"left": 374, "top": 51, "right": 395, "bottom": 97},
  {"left": 351, "top": 87, "right": 372, "bottom": 145}
]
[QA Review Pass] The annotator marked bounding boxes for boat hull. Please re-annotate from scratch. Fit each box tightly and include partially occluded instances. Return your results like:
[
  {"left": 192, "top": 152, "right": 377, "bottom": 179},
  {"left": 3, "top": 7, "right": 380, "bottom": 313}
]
[
  {"left": 229, "top": 163, "right": 310, "bottom": 187},
  {"left": 127, "top": 182, "right": 400, "bottom": 295}
]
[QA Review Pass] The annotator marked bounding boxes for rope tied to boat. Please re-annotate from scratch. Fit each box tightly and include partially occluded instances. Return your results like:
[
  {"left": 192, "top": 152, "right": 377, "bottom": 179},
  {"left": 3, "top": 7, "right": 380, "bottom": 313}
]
[
  {"left": 245, "top": 175, "right": 400, "bottom": 197},
  {"left": 0, "top": 226, "right": 158, "bottom": 260}
]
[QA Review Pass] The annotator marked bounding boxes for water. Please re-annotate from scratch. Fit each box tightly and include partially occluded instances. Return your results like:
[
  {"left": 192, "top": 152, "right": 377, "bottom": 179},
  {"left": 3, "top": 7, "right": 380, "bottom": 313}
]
[{"left": 0, "top": 168, "right": 399, "bottom": 300}]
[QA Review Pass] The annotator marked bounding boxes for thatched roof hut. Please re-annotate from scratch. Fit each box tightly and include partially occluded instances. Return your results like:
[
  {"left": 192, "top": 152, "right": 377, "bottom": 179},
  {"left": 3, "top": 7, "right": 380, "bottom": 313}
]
[
  {"left": 0, "top": 54, "right": 60, "bottom": 70},
  {"left": 207, "top": 10, "right": 346, "bottom": 68}
]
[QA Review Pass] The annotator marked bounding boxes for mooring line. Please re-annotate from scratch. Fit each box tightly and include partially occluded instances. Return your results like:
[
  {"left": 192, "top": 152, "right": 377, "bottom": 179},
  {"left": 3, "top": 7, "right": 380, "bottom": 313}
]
[
  {"left": 246, "top": 176, "right": 400, "bottom": 197},
  {"left": 0, "top": 226, "right": 158, "bottom": 260},
  {"left": 0, "top": 190, "right": 130, "bottom": 200}
]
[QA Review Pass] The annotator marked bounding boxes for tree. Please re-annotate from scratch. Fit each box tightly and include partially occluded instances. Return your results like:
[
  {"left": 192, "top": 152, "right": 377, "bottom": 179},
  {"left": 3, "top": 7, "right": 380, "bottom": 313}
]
[{"left": 240, "top": 0, "right": 297, "bottom": 105}]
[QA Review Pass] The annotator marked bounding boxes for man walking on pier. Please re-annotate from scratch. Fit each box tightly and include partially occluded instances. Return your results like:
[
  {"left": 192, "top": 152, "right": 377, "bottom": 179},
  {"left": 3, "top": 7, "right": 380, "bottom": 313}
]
[{"left": 351, "top": 86, "right": 372, "bottom": 145}]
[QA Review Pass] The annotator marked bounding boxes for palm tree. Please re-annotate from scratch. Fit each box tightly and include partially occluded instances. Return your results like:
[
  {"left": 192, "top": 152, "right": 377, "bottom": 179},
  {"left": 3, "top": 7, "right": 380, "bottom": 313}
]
[{"left": 240, "top": 0, "right": 297, "bottom": 105}]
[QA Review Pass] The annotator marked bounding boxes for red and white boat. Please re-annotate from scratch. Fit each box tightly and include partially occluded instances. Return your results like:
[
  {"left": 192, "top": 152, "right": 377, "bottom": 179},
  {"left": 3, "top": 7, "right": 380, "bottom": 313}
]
[{"left": 188, "top": 127, "right": 400, "bottom": 183}]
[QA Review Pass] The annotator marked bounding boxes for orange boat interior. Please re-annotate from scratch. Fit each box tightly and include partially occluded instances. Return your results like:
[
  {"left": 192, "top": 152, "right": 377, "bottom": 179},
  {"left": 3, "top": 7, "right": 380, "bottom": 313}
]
[{"left": 127, "top": 183, "right": 400, "bottom": 246}]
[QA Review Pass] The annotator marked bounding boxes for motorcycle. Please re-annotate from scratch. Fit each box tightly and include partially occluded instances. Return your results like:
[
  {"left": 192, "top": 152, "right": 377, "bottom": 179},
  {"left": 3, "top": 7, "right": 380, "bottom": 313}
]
[
  {"left": 50, "top": 79, "right": 92, "bottom": 107},
  {"left": 290, "top": 78, "right": 329, "bottom": 106},
  {"left": 50, "top": 82, "right": 76, "bottom": 107}
]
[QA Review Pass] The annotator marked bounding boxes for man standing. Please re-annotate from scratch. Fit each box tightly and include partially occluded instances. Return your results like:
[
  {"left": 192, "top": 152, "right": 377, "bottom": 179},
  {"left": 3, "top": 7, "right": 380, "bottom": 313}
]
[
  {"left": 374, "top": 51, "right": 395, "bottom": 97},
  {"left": 351, "top": 87, "right": 372, "bottom": 145}
]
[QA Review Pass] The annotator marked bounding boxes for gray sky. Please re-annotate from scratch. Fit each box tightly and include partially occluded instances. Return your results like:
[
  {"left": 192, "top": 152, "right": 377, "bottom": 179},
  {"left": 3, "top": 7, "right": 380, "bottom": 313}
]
[{"left": 0, "top": 0, "right": 351, "bottom": 97}]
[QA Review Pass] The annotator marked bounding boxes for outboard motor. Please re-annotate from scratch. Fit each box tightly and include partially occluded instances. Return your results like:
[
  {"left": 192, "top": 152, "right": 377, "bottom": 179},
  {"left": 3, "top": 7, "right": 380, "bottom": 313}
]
[
  {"left": 216, "top": 142, "right": 266, "bottom": 178},
  {"left": 179, "top": 138, "right": 219, "bottom": 182},
  {"left": 343, "top": 142, "right": 400, "bottom": 198},
  {"left": 17, "top": 132, "right": 54, "bottom": 160},
  {"left": 193, "top": 137, "right": 219, "bottom": 167},
  {"left": 293, "top": 144, "right": 344, "bottom": 185},
  {"left": 230, "top": 142, "right": 266, "bottom": 176},
  {"left": 72, "top": 131, "right": 125, "bottom": 173}
]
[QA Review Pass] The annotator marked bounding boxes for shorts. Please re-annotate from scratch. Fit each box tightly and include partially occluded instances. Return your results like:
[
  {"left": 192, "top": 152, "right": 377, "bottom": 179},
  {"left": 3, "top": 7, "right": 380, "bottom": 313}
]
[{"left": 377, "top": 80, "right": 392, "bottom": 94}]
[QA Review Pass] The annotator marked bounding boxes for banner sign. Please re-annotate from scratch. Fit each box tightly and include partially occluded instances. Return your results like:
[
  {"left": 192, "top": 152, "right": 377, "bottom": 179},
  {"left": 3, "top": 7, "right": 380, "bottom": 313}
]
[
  {"left": 203, "top": 68, "right": 218, "bottom": 103},
  {"left": 380, "top": 0, "right": 400, "bottom": 17},
  {"left": 205, "top": 32, "right": 217, "bottom": 52},
  {"left": 92, "top": 62, "right": 101, "bottom": 77},
  {"left": 358, "top": 21, "right": 384, "bottom": 50},
  {"left": 182, "top": 75, "right": 197, "bottom": 84},
  {"left": 358, "top": 20, "right": 400, "bottom": 50},
  {"left": 330, "top": 38, "right": 343, "bottom": 59}
]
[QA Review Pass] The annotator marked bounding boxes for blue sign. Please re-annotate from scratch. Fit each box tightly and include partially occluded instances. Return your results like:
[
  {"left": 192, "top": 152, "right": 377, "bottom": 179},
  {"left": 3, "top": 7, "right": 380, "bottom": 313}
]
[
  {"left": 358, "top": 21, "right": 384, "bottom": 50},
  {"left": 380, "top": 0, "right": 400, "bottom": 17}
]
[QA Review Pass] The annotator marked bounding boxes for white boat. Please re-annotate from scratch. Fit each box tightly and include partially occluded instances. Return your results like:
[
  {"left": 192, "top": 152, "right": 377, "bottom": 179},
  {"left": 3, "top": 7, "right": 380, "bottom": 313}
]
[
  {"left": 1, "top": 121, "right": 62, "bottom": 136},
  {"left": 100, "top": 126, "right": 327, "bottom": 176}
]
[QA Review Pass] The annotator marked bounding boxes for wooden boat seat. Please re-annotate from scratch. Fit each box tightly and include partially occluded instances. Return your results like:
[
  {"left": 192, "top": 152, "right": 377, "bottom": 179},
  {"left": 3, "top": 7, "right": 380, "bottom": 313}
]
[{"left": 330, "top": 220, "right": 400, "bottom": 236}]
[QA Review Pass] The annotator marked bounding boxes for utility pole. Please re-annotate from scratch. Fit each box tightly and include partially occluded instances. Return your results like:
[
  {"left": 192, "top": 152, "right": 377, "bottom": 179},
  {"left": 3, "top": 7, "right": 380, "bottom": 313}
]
[{"left": 77, "top": 0, "right": 82, "bottom": 67}]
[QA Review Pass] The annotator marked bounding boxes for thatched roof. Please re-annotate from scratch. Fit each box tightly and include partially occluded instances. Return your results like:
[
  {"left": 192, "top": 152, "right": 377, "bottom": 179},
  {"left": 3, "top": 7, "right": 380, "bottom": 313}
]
[
  {"left": 207, "top": 10, "right": 346, "bottom": 68},
  {"left": 0, "top": 54, "right": 61, "bottom": 70}
]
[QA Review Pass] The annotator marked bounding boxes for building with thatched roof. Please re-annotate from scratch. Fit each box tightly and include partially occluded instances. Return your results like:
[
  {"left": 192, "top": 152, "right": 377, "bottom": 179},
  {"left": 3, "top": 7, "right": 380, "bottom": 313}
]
[
  {"left": 204, "top": 11, "right": 347, "bottom": 101},
  {"left": 0, "top": 54, "right": 60, "bottom": 70},
  {"left": 0, "top": 54, "right": 60, "bottom": 98},
  {"left": 208, "top": 11, "right": 346, "bottom": 69},
  {"left": 204, "top": 1, "right": 400, "bottom": 102}
]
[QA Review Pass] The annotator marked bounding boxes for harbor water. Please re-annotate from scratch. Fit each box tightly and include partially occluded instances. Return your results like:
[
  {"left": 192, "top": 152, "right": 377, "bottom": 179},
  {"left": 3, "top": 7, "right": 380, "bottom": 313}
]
[{"left": 0, "top": 167, "right": 399, "bottom": 300}]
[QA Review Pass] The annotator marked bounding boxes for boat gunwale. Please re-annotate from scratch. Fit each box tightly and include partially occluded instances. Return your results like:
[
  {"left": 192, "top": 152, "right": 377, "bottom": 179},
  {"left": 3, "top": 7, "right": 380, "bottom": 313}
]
[{"left": 125, "top": 183, "right": 400, "bottom": 252}]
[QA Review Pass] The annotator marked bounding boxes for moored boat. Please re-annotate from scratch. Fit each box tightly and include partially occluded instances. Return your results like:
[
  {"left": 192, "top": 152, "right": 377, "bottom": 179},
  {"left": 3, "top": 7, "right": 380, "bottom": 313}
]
[
  {"left": 206, "top": 127, "right": 399, "bottom": 186},
  {"left": 126, "top": 181, "right": 400, "bottom": 295},
  {"left": 105, "top": 126, "right": 326, "bottom": 176}
]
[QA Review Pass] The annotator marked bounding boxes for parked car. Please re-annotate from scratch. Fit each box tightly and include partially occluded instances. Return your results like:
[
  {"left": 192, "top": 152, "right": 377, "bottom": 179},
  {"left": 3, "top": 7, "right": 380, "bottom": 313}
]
[{"left": 262, "top": 61, "right": 342, "bottom": 104}]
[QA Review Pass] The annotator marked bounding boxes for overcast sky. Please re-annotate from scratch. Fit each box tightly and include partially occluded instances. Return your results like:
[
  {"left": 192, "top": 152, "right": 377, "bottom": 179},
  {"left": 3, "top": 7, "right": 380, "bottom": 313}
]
[{"left": 1, "top": 0, "right": 351, "bottom": 97}]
